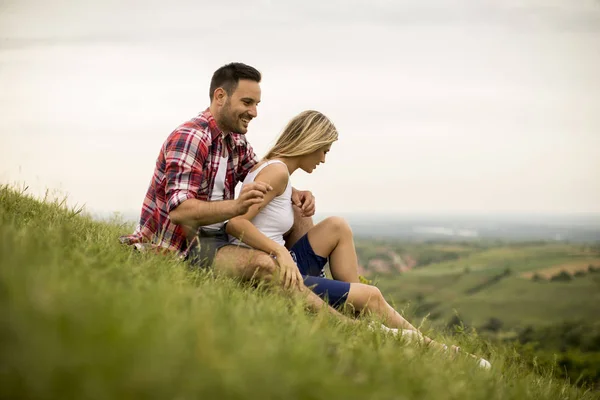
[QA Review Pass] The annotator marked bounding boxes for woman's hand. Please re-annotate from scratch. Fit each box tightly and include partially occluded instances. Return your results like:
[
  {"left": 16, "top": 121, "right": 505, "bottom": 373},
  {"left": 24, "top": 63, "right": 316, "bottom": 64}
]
[{"left": 273, "top": 249, "right": 304, "bottom": 291}]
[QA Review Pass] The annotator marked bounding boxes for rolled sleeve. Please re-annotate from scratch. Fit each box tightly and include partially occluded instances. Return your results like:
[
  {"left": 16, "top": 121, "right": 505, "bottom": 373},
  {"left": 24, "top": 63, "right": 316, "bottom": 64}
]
[
  {"left": 164, "top": 129, "right": 208, "bottom": 213},
  {"left": 167, "top": 190, "right": 196, "bottom": 213}
]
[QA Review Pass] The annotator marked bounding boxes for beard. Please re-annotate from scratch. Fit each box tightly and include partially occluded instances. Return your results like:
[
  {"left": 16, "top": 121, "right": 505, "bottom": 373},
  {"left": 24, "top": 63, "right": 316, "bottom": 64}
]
[{"left": 219, "top": 100, "right": 251, "bottom": 134}]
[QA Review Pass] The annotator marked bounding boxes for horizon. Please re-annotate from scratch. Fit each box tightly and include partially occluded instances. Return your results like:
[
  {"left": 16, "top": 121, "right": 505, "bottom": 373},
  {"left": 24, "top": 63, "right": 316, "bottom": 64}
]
[
  {"left": 91, "top": 207, "right": 600, "bottom": 242},
  {"left": 91, "top": 207, "right": 600, "bottom": 220},
  {"left": 92, "top": 206, "right": 600, "bottom": 231}
]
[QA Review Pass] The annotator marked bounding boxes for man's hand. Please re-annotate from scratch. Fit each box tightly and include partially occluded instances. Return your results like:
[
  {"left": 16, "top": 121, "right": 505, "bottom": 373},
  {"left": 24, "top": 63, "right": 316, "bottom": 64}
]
[
  {"left": 235, "top": 182, "right": 273, "bottom": 215},
  {"left": 291, "top": 188, "right": 315, "bottom": 217}
]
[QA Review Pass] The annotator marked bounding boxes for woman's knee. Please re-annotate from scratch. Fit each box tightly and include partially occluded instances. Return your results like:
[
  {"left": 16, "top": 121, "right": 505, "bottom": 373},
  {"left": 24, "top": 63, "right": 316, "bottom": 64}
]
[
  {"left": 323, "top": 216, "right": 352, "bottom": 236},
  {"left": 365, "top": 285, "right": 384, "bottom": 304},
  {"left": 348, "top": 283, "right": 385, "bottom": 310}
]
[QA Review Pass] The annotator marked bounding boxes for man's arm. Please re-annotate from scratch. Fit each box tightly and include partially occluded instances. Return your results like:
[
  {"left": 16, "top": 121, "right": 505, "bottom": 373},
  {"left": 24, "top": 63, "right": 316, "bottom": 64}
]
[
  {"left": 291, "top": 187, "right": 315, "bottom": 217},
  {"left": 170, "top": 182, "right": 272, "bottom": 228},
  {"left": 162, "top": 128, "right": 270, "bottom": 233},
  {"left": 283, "top": 188, "right": 316, "bottom": 249},
  {"left": 169, "top": 198, "right": 238, "bottom": 227}
]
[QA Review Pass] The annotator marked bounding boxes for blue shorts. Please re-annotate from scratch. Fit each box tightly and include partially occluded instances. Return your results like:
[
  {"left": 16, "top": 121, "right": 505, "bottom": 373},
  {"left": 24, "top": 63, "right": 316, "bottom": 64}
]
[{"left": 290, "top": 234, "right": 351, "bottom": 308}]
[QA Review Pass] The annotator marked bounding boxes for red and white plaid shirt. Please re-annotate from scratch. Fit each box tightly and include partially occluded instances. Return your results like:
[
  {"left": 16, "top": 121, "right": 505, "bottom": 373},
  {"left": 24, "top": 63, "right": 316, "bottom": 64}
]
[{"left": 120, "top": 108, "right": 258, "bottom": 255}]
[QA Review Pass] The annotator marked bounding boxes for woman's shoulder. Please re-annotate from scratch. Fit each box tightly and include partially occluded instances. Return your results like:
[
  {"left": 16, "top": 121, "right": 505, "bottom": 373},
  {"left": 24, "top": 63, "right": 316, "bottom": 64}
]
[
  {"left": 248, "top": 159, "right": 284, "bottom": 172},
  {"left": 248, "top": 160, "right": 267, "bottom": 174},
  {"left": 249, "top": 159, "right": 286, "bottom": 175},
  {"left": 256, "top": 161, "right": 288, "bottom": 180},
  {"left": 255, "top": 160, "right": 289, "bottom": 194}
]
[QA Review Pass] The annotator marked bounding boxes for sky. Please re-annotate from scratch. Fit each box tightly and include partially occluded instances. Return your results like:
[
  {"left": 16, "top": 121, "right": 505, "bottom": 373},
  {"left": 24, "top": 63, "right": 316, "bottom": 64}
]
[{"left": 1, "top": 0, "right": 599, "bottom": 217}]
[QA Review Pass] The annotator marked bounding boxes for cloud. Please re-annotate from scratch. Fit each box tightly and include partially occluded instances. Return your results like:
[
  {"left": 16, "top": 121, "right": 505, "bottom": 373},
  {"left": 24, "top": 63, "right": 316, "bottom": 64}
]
[
  {"left": 1, "top": 0, "right": 599, "bottom": 214},
  {"left": 2, "top": 0, "right": 599, "bottom": 49}
]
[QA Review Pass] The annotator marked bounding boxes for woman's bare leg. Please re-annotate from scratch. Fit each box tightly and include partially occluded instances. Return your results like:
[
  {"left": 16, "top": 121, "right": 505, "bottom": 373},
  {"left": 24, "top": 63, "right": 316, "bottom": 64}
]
[
  {"left": 346, "top": 283, "right": 417, "bottom": 330},
  {"left": 346, "top": 283, "right": 491, "bottom": 367},
  {"left": 306, "top": 217, "right": 360, "bottom": 283},
  {"left": 345, "top": 282, "right": 451, "bottom": 350}
]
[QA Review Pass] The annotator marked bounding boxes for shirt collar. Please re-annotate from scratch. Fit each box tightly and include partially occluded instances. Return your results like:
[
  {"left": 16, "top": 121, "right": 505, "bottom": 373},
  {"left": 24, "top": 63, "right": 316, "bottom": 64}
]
[{"left": 202, "top": 108, "right": 230, "bottom": 142}]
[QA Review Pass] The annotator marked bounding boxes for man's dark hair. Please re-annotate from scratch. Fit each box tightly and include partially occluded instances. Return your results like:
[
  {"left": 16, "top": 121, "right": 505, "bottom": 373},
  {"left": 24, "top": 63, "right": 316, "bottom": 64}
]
[{"left": 209, "top": 62, "right": 261, "bottom": 101}]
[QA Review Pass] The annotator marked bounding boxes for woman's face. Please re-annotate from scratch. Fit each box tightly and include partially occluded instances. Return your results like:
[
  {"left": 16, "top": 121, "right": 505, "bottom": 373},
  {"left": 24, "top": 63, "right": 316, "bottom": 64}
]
[{"left": 300, "top": 144, "right": 332, "bottom": 173}]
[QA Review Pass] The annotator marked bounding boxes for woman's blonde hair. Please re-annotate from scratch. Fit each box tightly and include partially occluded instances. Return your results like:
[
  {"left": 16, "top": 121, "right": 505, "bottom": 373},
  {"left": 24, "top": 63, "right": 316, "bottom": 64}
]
[{"left": 264, "top": 110, "right": 338, "bottom": 159}]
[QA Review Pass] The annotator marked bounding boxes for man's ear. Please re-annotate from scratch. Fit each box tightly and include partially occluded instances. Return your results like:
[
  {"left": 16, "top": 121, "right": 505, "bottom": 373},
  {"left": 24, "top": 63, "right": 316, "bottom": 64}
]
[{"left": 213, "top": 87, "right": 227, "bottom": 105}]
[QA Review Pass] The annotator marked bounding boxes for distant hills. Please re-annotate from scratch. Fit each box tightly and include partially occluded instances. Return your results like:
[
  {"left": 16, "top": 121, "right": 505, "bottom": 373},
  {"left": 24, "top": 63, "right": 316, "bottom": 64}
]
[
  {"left": 328, "top": 213, "right": 600, "bottom": 243},
  {"left": 98, "top": 211, "right": 600, "bottom": 243}
]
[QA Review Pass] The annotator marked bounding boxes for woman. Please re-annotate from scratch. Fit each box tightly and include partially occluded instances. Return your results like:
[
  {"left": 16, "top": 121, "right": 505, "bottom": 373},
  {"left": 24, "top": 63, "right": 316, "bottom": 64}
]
[{"left": 226, "top": 110, "right": 490, "bottom": 368}]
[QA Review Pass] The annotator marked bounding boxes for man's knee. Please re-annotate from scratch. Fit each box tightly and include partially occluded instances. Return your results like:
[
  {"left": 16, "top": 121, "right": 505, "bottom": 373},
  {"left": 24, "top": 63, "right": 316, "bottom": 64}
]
[
  {"left": 213, "top": 247, "right": 276, "bottom": 280},
  {"left": 246, "top": 253, "right": 277, "bottom": 279}
]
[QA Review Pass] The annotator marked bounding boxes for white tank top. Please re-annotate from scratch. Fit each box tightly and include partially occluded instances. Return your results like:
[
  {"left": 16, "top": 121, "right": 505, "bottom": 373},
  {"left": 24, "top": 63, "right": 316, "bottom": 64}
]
[{"left": 229, "top": 160, "right": 293, "bottom": 247}]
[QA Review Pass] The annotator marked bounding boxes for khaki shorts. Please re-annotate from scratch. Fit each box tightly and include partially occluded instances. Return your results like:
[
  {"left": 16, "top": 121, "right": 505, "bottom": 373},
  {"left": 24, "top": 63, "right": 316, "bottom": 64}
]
[{"left": 185, "top": 225, "right": 231, "bottom": 268}]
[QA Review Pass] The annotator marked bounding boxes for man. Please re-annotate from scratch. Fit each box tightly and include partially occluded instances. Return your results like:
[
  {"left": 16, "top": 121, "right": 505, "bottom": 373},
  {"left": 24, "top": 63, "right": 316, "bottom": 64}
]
[{"left": 120, "top": 62, "right": 320, "bottom": 293}]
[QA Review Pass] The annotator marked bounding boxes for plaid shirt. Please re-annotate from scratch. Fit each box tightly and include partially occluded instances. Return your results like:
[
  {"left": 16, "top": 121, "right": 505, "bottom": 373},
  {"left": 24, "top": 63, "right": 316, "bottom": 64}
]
[{"left": 120, "top": 108, "right": 258, "bottom": 255}]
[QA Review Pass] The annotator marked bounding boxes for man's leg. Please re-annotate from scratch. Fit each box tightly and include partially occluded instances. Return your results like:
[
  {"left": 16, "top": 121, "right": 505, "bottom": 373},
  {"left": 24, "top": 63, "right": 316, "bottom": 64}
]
[
  {"left": 213, "top": 245, "right": 352, "bottom": 321},
  {"left": 213, "top": 245, "right": 277, "bottom": 281},
  {"left": 284, "top": 206, "right": 314, "bottom": 250}
]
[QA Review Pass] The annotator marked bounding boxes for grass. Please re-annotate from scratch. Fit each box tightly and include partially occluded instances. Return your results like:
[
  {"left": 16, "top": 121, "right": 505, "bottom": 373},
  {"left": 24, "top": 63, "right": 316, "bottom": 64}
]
[
  {"left": 373, "top": 238, "right": 600, "bottom": 331},
  {"left": 1, "top": 184, "right": 599, "bottom": 399},
  {"left": 379, "top": 268, "right": 600, "bottom": 330},
  {"left": 403, "top": 245, "right": 596, "bottom": 276}
]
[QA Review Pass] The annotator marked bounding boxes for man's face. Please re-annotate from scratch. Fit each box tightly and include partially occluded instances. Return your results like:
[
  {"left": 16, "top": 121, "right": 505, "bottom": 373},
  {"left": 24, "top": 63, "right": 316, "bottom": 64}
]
[{"left": 219, "top": 79, "right": 261, "bottom": 134}]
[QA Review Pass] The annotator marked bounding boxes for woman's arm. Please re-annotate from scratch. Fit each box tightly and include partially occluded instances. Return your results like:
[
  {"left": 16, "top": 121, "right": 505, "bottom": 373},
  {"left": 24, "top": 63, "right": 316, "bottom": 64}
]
[
  {"left": 226, "top": 163, "right": 289, "bottom": 257},
  {"left": 227, "top": 163, "right": 303, "bottom": 290}
]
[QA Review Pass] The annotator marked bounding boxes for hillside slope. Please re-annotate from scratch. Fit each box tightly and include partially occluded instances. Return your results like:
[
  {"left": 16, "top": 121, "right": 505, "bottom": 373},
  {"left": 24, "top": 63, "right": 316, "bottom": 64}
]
[{"left": 1, "top": 185, "right": 597, "bottom": 399}]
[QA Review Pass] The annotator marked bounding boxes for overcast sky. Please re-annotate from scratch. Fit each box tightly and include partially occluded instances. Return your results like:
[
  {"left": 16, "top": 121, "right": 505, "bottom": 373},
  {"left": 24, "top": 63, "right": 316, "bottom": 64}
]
[{"left": 1, "top": 0, "right": 599, "bottom": 217}]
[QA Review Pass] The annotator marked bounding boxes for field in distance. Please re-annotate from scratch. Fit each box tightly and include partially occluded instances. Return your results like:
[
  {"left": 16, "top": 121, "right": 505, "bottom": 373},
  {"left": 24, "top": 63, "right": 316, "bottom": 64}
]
[{"left": 353, "top": 240, "right": 600, "bottom": 330}]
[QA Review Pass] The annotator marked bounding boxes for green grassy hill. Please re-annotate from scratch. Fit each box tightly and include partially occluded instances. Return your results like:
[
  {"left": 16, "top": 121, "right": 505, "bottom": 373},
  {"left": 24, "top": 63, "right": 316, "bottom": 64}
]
[
  {"left": 370, "top": 243, "right": 600, "bottom": 329},
  {"left": 1, "top": 185, "right": 598, "bottom": 399},
  {"left": 359, "top": 239, "right": 600, "bottom": 390}
]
